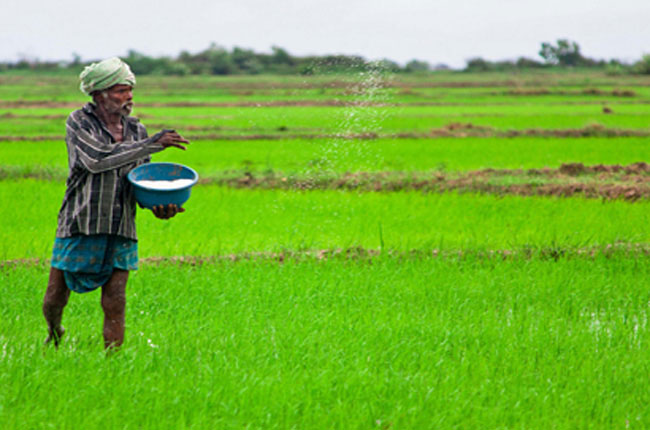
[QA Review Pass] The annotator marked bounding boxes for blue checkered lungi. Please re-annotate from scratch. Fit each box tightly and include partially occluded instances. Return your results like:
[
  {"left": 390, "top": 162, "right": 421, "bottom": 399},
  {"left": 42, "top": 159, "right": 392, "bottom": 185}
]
[{"left": 51, "top": 234, "right": 138, "bottom": 293}]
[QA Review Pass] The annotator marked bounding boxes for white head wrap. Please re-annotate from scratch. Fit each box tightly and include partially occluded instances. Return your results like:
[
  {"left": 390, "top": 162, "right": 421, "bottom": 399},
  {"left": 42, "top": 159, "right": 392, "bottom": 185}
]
[{"left": 79, "top": 57, "right": 136, "bottom": 96}]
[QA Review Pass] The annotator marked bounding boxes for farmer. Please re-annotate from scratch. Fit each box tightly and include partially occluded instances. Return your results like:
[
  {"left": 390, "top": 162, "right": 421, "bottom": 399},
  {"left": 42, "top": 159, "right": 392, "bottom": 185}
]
[{"left": 42, "top": 57, "right": 189, "bottom": 349}]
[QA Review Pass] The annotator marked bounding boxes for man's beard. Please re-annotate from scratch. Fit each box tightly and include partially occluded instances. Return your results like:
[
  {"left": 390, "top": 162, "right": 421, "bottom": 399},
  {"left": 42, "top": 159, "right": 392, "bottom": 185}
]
[
  {"left": 120, "top": 102, "right": 134, "bottom": 116},
  {"left": 112, "top": 101, "right": 133, "bottom": 116},
  {"left": 102, "top": 94, "right": 134, "bottom": 116}
]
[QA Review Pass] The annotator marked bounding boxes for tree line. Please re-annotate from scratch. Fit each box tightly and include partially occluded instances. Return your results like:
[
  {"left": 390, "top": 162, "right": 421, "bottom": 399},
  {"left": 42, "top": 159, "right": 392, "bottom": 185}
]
[
  {"left": 2, "top": 40, "right": 649, "bottom": 75},
  {"left": 464, "top": 39, "right": 650, "bottom": 75},
  {"left": 0, "top": 44, "right": 426, "bottom": 76}
]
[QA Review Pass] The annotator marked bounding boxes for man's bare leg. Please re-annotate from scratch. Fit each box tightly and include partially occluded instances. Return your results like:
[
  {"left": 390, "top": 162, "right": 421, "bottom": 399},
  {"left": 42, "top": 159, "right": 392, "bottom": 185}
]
[
  {"left": 101, "top": 269, "right": 129, "bottom": 350},
  {"left": 43, "top": 267, "right": 70, "bottom": 347}
]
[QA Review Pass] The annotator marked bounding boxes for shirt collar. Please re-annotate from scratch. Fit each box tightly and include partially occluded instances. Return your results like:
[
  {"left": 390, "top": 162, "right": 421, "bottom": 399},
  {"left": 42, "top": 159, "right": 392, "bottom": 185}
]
[{"left": 82, "top": 102, "right": 140, "bottom": 141}]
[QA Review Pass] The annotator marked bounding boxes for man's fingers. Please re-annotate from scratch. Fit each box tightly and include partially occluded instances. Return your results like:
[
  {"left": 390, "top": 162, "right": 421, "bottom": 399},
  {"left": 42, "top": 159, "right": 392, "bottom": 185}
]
[
  {"left": 171, "top": 138, "right": 190, "bottom": 145},
  {"left": 167, "top": 204, "right": 185, "bottom": 215},
  {"left": 159, "top": 131, "right": 190, "bottom": 149},
  {"left": 152, "top": 204, "right": 184, "bottom": 219},
  {"left": 169, "top": 142, "right": 187, "bottom": 150},
  {"left": 153, "top": 205, "right": 168, "bottom": 218},
  {"left": 160, "top": 137, "right": 189, "bottom": 150},
  {"left": 163, "top": 131, "right": 189, "bottom": 141},
  {"left": 169, "top": 134, "right": 189, "bottom": 143}
]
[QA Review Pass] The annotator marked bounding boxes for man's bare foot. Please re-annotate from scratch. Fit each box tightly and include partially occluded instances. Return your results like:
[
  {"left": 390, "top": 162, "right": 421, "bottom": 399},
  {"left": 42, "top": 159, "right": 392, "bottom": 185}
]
[{"left": 44, "top": 326, "right": 65, "bottom": 348}]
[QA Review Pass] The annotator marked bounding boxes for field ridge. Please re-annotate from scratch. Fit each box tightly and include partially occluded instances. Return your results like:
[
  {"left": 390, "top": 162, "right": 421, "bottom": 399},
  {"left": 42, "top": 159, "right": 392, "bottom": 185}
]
[{"left": 4, "top": 242, "right": 650, "bottom": 269}]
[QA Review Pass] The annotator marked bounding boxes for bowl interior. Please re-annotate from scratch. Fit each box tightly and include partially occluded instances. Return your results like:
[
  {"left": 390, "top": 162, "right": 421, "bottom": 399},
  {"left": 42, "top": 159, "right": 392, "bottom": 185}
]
[{"left": 128, "top": 163, "right": 198, "bottom": 188}]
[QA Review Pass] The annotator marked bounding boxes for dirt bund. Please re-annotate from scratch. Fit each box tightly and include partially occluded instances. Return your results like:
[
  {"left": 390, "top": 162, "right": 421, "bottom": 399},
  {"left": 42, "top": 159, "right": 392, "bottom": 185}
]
[
  {"left": 3, "top": 73, "right": 649, "bottom": 89},
  {"left": 3, "top": 243, "right": 650, "bottom": 269},
  {"left": 417, "top": 123, "right": 650, "bottom": 138},
  {"left": 0, "top": 136, "right": 65, "bottom": 141},
  {"left": 557, "top": 162, "right": 650, "bottom": 175},
  {"left": 4, "top": 123, "right": 650, "bottom": 143},
  {"left": 464, "top": 162, "right": 650, "bottom": 177},
  {"left": 0, "top": 100, "right": 353, "bottom": 109},
  {"left": 2, "top": 98, "right": 650, "bottom": 111},
  {"left": 214, "top": 177, "right": 650, "bottom": 202},
  {"left": 2, "top": 162, "right": 650, "bottom": 201},
  {"left": 0, "top": 112, "right": 67, "bottom": 120},
  {"left": 498, "top": 88, "right": 637, "bottom": 97},
  {"left": 208, "top": 162, "right": 650, "bottom": 202}
]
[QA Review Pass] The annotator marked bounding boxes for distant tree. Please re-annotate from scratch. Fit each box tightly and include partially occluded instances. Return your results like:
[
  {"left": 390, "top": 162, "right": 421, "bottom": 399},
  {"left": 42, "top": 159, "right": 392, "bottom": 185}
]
[
  {"left": 175, "top": 43, "right": 234, "bottom": 75},
  {"left": 70, "top": 52, "right": 82, "bottom": 67},
  {"left": 538, "top": 43, "right": 555, "bottom": 64},
  {"left": 633, "top": 54, "right": 650, "bottom": 75},
  {"left": 231, "top": 47, "right": 263, "bottom": 74},
  {"left": 177, "top": 50, "right": 207, "bottom": 74},
  {"left": 464, "top": 57, "right": 492, "bottom": 72},
  {"left": 515, "top": 57, "right": 545, "bottom": 68},
  {"left": 208, "top": 48, "right": 235, "bottom": 75},
  {"left": 298, "top": 62, "right": 317, "bottom": 75},
  {"left": 14, "top": 53, "right": 36, "bottom": 70},
  {"left": 124, "top": 50, "right": 159, "bottom": 74},
  {"left": 161, "top": 61, "right": 189, "bottom": 76},
  {"left": 605, "top": 61, "right": 625, "bottom": 76},
  {"left": 405, "top": 59, "right": 430, "bottom": 73},
  {"left": 321, "top": 55, "right": 367, "bottom": 71},
  {"left": 464, "top": 56, "right": 546, "bottom": 72},
  {"left": 271, "top": 46, "right": 294, "bottom": 66},
  {"left": 539, "top": 39, "right": 584, "bottom": 66},
  {"left": 375, "top": 59, "right": 401, "bottom": 73},
  {"left": 494, "top": 60, "right": 516, "bottom": 71},
  {"left": 432, "top": 63, "right": 451, "bottom": 71}
]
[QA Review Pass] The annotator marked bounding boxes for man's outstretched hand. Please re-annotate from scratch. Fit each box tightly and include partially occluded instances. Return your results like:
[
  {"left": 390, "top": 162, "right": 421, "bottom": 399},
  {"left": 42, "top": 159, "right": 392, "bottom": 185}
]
[
  {"left": 152, "top": 204, "right": 185, "bottom": 219},
  {"left": 157, "top": 131, "right": 190, "bottom": 150}
]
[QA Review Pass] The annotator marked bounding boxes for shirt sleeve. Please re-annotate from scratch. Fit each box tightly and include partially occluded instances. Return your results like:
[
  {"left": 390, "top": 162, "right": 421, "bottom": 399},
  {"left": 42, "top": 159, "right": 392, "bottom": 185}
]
[
  {"left": 138, "top": 122, "right": 152, "bottom": 164},
  {"left": 66, "top": 112, "right": 166, "bottom": 174}
]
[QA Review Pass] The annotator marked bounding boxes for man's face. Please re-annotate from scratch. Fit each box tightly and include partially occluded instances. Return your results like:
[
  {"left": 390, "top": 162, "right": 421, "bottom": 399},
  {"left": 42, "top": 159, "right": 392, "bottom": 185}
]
[{"left": 99, "top": 84, "right": 134, "bottom": 116}]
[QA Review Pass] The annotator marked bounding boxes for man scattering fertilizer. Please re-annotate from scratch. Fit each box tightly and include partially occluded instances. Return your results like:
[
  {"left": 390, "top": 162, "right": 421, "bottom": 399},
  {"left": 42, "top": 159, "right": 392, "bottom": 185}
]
[{"left": 42, "top": 57, "right": 189, "bottom": 350}]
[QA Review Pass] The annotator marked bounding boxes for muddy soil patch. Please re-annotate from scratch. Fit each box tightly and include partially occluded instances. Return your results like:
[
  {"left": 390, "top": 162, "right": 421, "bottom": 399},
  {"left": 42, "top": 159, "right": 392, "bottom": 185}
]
[
  {"left": 3, "top": 99, "right": 650, "bottom": 110},
  {"left": 208, "top": 163, "right": 650, "bottom": 201},
  {"left": 3, "top": 242, "right": 650, "bottom": 269},
  {"left": 8, "top": 122, "right": 648, "bottom": 142},
  {"left": 0, "top": 112, "right": 67, "bottom": 120},
  {"left": 2, "top": 162, "right": 649, "bottom": 202},
  {"left": 499, "top": 88, "right": 637, "bottom": 97}
]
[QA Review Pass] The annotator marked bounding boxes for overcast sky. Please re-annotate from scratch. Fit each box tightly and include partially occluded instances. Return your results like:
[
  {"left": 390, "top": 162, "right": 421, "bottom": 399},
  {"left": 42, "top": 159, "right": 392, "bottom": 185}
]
[{"left": 2, "top": 0, "right": 649, "bottom": 68}]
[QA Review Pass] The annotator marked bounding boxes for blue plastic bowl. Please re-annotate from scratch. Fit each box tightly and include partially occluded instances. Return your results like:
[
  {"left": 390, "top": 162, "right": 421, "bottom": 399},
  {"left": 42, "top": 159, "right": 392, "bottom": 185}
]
[{"left": 127, "top": 162, "right": 198, "bottom": 209}]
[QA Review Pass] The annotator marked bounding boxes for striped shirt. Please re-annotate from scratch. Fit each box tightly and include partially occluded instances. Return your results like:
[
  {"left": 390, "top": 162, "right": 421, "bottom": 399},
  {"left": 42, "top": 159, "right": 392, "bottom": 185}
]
[{"left": 55, "top": 103, "right": 166, "bottom": 240}]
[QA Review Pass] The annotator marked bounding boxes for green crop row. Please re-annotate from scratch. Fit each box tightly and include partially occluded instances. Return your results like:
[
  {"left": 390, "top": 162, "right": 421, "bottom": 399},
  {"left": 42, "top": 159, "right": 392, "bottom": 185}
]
[
  {"left": 2, "top": 179, "right": 648, "bottom": 260},
  {"left": 3, "top": 86, "right": 650, "bottom": 104},
  {"left": 2, "top": 255, "right": 649, "bottom": 428},
  {"left": 0, "top": 116, "right": 648, "bottom": 139},
  {"left": 4, "top": 102, "right": 648, "bottom": 118},
  {"left": 1, "top": 71, "right": 650, "bottom": 101},
  {"left": 2, "top": 137, "right": 649, "bottom": 176},
  {"left": 2, "top": 102, "right": 650, "bottom": 139}
]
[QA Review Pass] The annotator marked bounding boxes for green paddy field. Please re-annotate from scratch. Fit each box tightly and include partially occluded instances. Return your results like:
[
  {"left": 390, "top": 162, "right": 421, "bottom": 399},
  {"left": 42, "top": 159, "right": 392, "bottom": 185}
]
[{"left": 1, "top": 69, "right": 650, "bottom": 429}]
